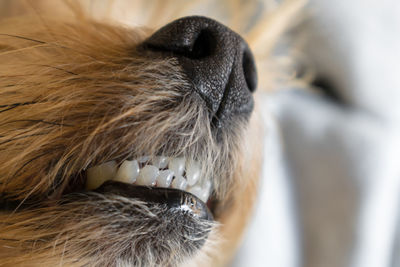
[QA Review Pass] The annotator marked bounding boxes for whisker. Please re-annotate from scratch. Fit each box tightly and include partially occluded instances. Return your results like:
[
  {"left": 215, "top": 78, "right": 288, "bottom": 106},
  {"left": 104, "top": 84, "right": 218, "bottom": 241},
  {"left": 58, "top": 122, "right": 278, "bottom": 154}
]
[
  {"left": 0, "top": 120, "right": 72, "bottom": 127},
  {"left": 26, "top": 0, "right": 59, "bottom": 43},
  {"left": 0, "top": 34, "right": 99, "bottom": 62},
  {"left": 0, "top": 33, "right": 46, "bottom": 44},
  {"left": 0, "top": 43, "right": 49, "bottom": 56},
  {"left": 0, "top": 132, "right": 50, "bottom": 146},
  {"left": 40, "top": 65, "right": 78, "bottom": 76},
  {"left": 0, "top": 102, "right": 38, "bottom": 108},
  {"left": 0, "top": 102, "right": 38, "bottom": 113}
]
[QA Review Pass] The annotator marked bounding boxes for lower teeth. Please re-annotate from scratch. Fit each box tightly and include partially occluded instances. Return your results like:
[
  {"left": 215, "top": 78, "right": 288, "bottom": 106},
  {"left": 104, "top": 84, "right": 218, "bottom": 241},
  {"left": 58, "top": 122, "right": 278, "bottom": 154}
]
[{"left": 85, "top": 156, "right": 211, "bottom": 202}]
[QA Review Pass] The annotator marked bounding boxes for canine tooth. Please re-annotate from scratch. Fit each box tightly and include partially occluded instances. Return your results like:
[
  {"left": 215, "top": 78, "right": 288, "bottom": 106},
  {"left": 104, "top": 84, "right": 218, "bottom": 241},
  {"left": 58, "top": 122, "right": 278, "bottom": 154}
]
[
  {"left": 200, "top": 180, "right": 212, "bottom": 202},
  {"left": 189, "top": 184, "right": 210, "bottom": 202},
  {"left": 168, "top": 157, "right": 185, "bottom": 176},
  {"left": 199, "top": 189, "right": 211, "bottom": 203},
  {"left": 86, "top": 161, "right": 117, "bottom": 190},
  {"left": 152, "top": 156, "right": 168, "bottom": 169},
  {"left": 188, "top": 185, "right": 203, "bottom": 199},
  {"left": 113, "top": 160, "right": 139, "bottom": 183},
  {"left": 156, "top": 170, "right": 174, "bottom": 187},
  {"left": 186, "top": 160, "right": 200, "bottom": 186},
  {"left": 203, "top": 180, "right": 212, "bottom": 192},
  {"left": 136, "top": 165, "right": 159, "bottom": 186},
  {"left": 172, "top": 175, "right": 187, "bottom": 190}
]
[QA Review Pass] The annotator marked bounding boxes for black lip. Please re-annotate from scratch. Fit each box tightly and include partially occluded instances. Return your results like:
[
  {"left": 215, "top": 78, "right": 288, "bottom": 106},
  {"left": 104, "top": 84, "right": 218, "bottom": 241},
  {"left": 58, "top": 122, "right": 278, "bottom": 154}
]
[{"left": 95, "top": 181, "right": 213, "bottom": 221}]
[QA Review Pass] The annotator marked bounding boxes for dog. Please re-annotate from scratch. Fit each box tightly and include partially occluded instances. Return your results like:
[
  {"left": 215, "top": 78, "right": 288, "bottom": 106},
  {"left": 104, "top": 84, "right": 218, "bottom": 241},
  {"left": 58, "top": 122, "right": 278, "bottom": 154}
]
[{"left": 0, "top": 1, "right": 277, "bottom": 266}]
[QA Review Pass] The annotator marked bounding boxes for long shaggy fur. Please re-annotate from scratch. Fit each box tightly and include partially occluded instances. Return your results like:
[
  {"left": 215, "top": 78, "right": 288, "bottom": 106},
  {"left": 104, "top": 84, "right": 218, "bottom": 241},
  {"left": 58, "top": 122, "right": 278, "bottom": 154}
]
[
  {"left": 0, "top": 0, "right": 302, "bottom": 266},
  {"left": 0, "top": 19, "right": 245, "bottom": 201},
  {"left": 0, "top": 11, "right": 252, "bottom": 267},
  {"left": 0, "top": 192, "right": 216, "bottom": 266}
]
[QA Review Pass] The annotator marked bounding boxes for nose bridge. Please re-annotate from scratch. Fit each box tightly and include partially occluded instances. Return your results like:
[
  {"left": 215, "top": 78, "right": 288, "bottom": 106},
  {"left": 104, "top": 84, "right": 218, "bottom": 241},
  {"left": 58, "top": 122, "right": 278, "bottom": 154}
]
[{"left": 143, "top": 16, "right": 257, "bottom": 129}]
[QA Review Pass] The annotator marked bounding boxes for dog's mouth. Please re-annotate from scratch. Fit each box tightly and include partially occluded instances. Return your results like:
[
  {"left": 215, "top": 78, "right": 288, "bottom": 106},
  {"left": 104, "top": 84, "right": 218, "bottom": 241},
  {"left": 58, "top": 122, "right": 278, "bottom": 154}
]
[{"left": 73, "top": 156, "right": 214, "bottom": 221}]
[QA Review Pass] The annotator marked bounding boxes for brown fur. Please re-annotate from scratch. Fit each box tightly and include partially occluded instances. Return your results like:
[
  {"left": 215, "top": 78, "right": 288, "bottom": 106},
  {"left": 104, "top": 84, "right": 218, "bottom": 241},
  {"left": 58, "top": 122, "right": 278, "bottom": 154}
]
[{"left": 0, "top": 0, "right": 300, "bottom": 266}]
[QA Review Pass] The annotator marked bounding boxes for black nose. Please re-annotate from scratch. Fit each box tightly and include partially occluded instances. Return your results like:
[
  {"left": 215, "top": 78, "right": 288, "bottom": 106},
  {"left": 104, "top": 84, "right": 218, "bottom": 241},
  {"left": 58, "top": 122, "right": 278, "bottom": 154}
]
[{"left": 143, "top": 16, "right": 257, "bottom": 128}]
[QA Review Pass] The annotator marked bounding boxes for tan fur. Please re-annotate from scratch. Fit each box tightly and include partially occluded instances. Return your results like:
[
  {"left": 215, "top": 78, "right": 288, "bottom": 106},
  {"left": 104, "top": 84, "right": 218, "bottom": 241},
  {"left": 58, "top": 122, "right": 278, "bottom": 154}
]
[
  {"left": 0, "top": 1, "right": 300, "bottom": 266},
  {"left": 215, "top": 108, "right": 264, "bottom": 266}
]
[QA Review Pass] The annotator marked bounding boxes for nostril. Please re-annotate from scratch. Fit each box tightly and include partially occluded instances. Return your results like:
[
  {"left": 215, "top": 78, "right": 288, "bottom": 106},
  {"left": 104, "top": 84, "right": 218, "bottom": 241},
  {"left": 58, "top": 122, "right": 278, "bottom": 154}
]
[
  {"left": 143, "top": 16, "right": 257, "bottom": 129},
  {"left": 188, "top": 30, "right": 216, "bottom": 59},
  {"left": 144, "top": 26, "right": 217, "bottom": 60},
  {"left": 242, "top": 50, "right": 257, "bottom": 93}
]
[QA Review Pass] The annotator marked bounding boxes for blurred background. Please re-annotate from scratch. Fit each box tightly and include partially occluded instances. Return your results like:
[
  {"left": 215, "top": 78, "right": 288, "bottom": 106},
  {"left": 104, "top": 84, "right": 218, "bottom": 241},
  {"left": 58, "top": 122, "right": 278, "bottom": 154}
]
[
  {"left": 1, "top": 0, "right": 399, "bottom": 266},
  {"left": 235, "top": 1, "right": 400, "bottom": 267}
]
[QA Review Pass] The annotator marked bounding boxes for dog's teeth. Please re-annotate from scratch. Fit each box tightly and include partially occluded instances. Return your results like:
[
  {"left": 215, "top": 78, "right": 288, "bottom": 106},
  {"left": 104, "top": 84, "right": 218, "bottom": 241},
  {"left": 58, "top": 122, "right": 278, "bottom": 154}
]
[
  {"left": 186, "top": 160, "right": 200, "bottom": 186},
  {"left": 199, "top": 180, "right": 212, "bottom": 202},
  {"left": 172, "top": 175, "right": 188, "bottom": 190},
  {"left": 86, "top": 161, "right": 117, "bottom": 190},
  {"left": 188, "top": 185, "right": 203, "bottom": 198},
  {"left": 203, "top": 180, "right": 212, "bottom": 192},
  {"left": 152, "top": 156, "right": 168, "bottom": 169},
  {"left": 188, "top": 182, "right": 211, "bottom": 202},
  {"left": 156, "top": 170, "right": 174, "bottom": 188},
  {"left": 136, "top": 165, "right": 159, "bottom": 186},
  {"left": 199, "top": 189, "right": 210, "bottom": 203},
  {"left": 113, "top": 160, "right": 139, "bottom": 183},
  {"left": 168, "top": 157, "right": 185, "bottom": 176}
]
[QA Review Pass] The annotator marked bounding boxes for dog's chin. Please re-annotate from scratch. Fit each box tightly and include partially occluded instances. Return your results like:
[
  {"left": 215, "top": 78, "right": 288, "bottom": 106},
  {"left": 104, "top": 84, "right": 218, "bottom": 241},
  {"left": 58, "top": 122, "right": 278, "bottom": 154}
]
[
  {"left": 60, "top": 181, "right": 215, "bottom": 266},
  {"left": 92, "top": 181, "right": 215, "bottom": 258},
  {"left": 0, "top": 180, "right": 217, "bottom": 266},
  {"left": 0, "top": 13, "right": 260, "bottom": 266},
  {"left": 94, "top": 181, "right": 213, "bottom": 221},
  {"left": 69, "top": 160, "right": 217, "bottom": 265}
]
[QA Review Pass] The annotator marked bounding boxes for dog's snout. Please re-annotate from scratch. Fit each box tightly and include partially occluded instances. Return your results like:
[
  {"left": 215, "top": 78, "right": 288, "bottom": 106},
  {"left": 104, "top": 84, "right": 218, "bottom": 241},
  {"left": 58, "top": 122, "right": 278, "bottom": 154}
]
[{"left": 143, "top": 16, "right": 257, "bottom": 128}]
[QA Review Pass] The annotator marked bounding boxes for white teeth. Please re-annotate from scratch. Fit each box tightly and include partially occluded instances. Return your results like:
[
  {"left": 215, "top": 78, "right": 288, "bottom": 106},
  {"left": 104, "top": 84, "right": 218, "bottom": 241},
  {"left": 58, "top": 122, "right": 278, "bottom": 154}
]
[
  {"left": 136, "top": 165, "right": 159, "bottom": 186},
  {"left": 188, "top": 185, "right": 203, "bottom": 198},
  {"left": 199, "top": 189, "right": 211, "bottom": 203},
  {"left": 86, "top": 161, "right": 117, "bottom": 190},
  {"left": 199, "top": 180, "right": 212, "bottom": 202},
  {"left": 172, "top": 175, "right": 188, "bottom": 190},
  {"left": 203, "top": 180, "right": 212, "bottom": 193},
  {"left": 168, "top": 157, "right": 185, "bottom": 176},
  {"left": 86, "top": 156, "right": 212, "bottom": 202},
  {"left": 152, "top": 156, "right": 168, "bottom": 169},
  {"left": 113, "top": 160, "right": 139, "bottom": 183},
  {"left": 156, "top": 170, "right": 174, "bottom": 187},
  {"left": 186, "top": 160, "right": 200, "bottom": 186},
  {"left": 188, "top": 183, "right": 211, "bottom": 202}
]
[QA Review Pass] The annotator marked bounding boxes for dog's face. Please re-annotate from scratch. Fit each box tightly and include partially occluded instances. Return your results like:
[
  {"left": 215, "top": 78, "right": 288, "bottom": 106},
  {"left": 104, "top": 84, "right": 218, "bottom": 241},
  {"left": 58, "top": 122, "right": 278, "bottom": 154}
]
[{"left": 0, "top": 13, "right": 261, "bottom": 267}]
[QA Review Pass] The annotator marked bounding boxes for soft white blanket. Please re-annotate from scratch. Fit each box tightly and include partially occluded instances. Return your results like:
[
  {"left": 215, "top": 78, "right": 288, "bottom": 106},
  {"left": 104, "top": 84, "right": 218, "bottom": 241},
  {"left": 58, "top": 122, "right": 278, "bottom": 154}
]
[{"left": 234, "top": 1, "right": 400, "bottom": 266}]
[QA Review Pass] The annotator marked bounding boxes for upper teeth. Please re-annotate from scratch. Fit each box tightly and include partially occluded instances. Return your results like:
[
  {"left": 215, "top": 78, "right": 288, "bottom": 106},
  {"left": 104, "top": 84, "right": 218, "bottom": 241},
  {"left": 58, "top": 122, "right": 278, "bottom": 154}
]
[
  {"left": 114, "top": 160, "right": 140, "bottom": 183},
  {"left": 85, "top": 156, "right": 211, "bottom": 202},
  {"left": 136, "top": 165, "right": 158, "bottom": 186}
]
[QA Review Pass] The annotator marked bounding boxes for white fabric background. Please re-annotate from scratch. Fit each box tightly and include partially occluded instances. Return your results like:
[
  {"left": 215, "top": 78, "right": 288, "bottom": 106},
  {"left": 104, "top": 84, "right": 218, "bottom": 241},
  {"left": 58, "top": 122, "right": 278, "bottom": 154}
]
[{"left": 233, "top": 1, "right": 400, "bottom": 266}]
